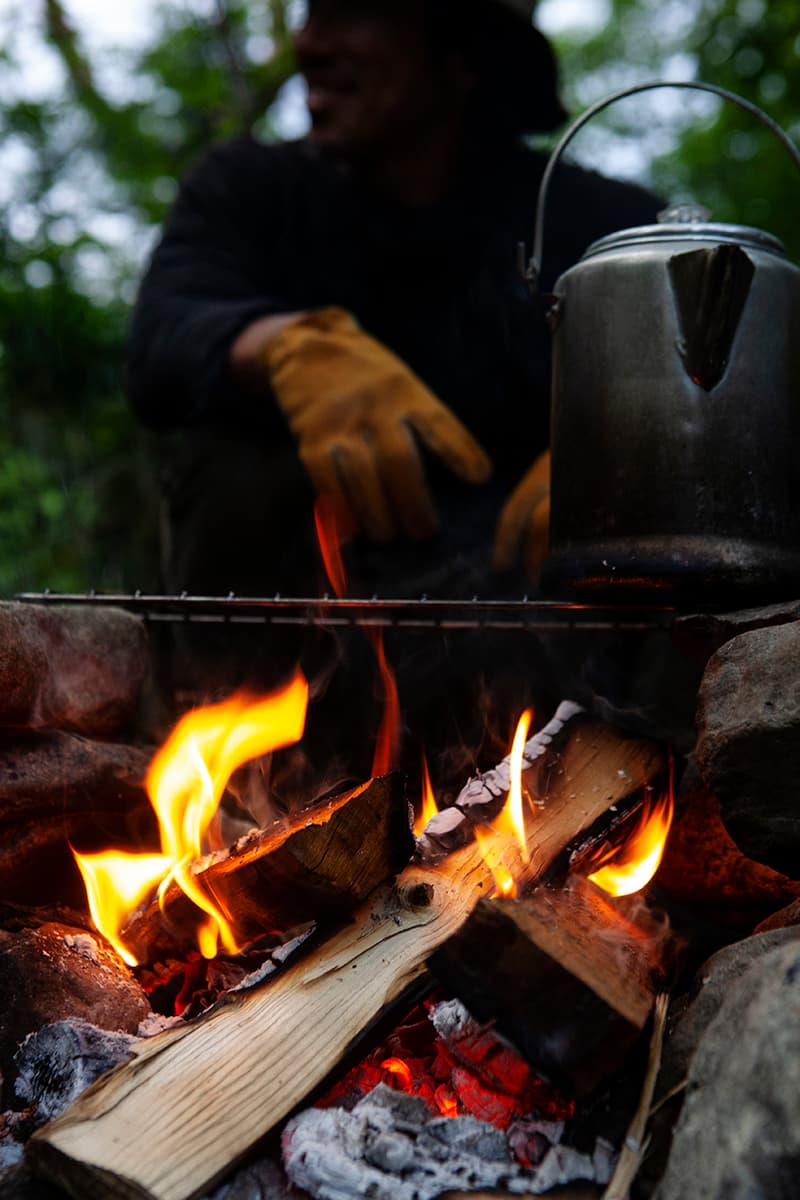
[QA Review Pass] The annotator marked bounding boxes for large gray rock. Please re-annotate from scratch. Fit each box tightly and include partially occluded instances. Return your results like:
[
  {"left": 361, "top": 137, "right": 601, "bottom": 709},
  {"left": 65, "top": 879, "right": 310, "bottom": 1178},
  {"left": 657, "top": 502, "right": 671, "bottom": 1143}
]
[
  {"left": 658, "top": 928, "right": 800, "bottom": 1097},
  {"left": 695, "top": 621, "right": 800, "bottom": 874},
  {"left": 656, "top": 937, "right": 800, "bottom": 1200},
  {"left": 0, "top": 602, "right": 150, "bottom": 737}
]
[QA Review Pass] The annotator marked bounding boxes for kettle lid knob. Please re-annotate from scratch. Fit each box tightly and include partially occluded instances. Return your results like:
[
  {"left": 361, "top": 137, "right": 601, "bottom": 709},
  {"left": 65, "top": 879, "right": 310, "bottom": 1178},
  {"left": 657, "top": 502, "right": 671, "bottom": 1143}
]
[{"left": 657, "top": 202, "right": 711, "bottom": 224}]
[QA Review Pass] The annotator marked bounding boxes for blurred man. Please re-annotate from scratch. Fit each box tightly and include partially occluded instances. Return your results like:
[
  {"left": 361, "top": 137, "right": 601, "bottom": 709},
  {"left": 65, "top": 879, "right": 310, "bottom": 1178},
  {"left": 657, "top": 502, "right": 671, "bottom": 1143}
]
[{"left": 127, "top": 0, "right": 661, "bottom": 794}]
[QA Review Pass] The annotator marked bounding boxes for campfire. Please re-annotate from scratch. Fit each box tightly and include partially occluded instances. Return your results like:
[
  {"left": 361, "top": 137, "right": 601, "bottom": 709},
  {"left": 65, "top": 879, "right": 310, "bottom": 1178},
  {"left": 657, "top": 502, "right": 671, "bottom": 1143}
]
[{"left": 2, "top": 582, "right": 800, "bottom": 1200}]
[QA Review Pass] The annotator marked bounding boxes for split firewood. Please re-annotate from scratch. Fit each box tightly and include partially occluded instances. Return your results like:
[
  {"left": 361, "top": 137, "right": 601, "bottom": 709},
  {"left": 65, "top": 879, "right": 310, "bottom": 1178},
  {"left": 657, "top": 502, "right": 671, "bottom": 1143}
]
[
  {"left": 27, "top": 706, "right": 665, "bottom": 1200},
  {"left": 430, "top": 882, "right": 679, "bottom": 1096},
  {"left": 121, "top": 772, "right": 414, "bottom": 963}
]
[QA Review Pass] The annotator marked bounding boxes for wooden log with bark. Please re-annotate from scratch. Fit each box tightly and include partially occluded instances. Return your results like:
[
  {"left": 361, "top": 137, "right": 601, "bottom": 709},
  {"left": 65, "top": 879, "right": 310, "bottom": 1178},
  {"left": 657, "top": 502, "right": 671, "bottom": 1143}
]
[
  {"left": 430, "top": 881, "right": 679, "bottom": 1096},
  {"left": 121, "top": 772, "right": 414, "bottom": 964},
  {"left": 27, "top": 706, "right": 666, "bottom": 1200}
]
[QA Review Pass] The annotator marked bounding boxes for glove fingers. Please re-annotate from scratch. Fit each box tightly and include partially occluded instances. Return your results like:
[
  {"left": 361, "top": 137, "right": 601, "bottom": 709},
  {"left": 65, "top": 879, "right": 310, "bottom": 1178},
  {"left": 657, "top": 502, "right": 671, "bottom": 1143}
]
[
  {"left": 377, "top": 426, "right": 439, "bottom": 540},
  {"left": 523, "top": 494, "right": 551, "bottom": 582},
  {"left": 331, "top": 442, "right": 397, "bottom": 544},
  {"left": 492, "top": 481, "right": 534, "bottom": 573},
  {"left": 407, "top": 406, "right": 492, "bottom": 486},
  {"left": 301, "top": 444, "right": 393, "bottom": 544},
  {"left": 300, "top": 444, "right": 359, "bottom": 530},
  {"left": 492, "top": 451, "right": 551, "bottom": 574}
]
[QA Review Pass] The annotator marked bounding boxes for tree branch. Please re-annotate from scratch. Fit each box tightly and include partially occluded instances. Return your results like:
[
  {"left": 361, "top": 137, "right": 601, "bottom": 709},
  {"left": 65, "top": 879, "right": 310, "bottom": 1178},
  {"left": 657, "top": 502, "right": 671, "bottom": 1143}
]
[{"left": 42, "top": 0, "right": 114, "bottom": 126}]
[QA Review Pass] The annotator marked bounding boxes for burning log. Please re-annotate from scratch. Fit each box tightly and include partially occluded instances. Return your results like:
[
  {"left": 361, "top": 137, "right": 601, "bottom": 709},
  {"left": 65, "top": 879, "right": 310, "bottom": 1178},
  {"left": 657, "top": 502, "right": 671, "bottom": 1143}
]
[
  {"left": 27, "top": 705, "right": 666, "bottom": 1200},
  {"left": 430, "top": 881, "right": 678, "bottom": 1096},
  {"left": 417, "top": 700, "right": 667, "bottom": 873},
  {"left": 120, "top": 772, "right": 414, "bottom": 963}
]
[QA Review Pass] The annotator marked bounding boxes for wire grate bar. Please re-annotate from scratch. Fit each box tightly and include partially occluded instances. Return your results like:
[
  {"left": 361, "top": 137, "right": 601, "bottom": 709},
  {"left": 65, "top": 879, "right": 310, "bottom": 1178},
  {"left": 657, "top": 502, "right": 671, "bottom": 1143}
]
[{"left": 15, "top": 591, "right": 675, "bottom": 633}]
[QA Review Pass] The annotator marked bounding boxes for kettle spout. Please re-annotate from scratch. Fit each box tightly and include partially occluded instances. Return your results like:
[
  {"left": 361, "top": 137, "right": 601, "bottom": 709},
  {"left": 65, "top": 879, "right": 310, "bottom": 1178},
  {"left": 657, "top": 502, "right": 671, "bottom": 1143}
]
[{"left": 668, "top": 242, "right": 755, "bottom": 391}]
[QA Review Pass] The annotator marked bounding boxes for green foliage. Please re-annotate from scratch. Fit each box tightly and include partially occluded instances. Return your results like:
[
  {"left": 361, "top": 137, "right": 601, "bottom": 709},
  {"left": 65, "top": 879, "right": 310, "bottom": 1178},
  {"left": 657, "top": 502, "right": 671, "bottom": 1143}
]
[
  {"left": 0, "top": 0, "right": 296, "bottom": 596},
  {"left": 550, "top": 0, "right": 800, "bottom": 259}
]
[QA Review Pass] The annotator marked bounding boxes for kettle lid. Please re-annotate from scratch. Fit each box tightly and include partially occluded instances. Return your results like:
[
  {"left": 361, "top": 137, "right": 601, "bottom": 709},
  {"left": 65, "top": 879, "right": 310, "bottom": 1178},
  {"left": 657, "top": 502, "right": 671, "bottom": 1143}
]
[{"left": 583, "top": 203, "right": 788, "bottom": 261}]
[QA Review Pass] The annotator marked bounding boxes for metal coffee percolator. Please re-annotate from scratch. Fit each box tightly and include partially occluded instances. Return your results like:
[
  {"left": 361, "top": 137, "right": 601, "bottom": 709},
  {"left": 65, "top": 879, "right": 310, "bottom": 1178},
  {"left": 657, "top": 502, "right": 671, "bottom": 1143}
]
[{"left": 531, "top": 81, "right": 800, "bottom": 600}]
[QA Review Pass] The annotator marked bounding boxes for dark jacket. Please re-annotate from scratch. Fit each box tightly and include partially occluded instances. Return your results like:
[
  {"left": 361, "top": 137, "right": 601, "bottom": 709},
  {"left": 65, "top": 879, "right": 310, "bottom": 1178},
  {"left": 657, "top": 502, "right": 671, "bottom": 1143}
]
[
  {"left": 128, "top": 136, "right": 661, "bottom": 469},
  {"left": 126, "top": 136, "right": 661, "bottom": 598}
]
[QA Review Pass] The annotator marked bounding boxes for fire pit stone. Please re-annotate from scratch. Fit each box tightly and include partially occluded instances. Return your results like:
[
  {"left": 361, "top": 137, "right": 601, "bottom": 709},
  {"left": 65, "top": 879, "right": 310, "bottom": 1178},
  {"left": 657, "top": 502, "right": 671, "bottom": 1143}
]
[
  {"left": 0, "top": 922, "right": 150, "bottom": 1108},
  {"left": 696, "top": 619, "right": 800, "bottom": 874}
]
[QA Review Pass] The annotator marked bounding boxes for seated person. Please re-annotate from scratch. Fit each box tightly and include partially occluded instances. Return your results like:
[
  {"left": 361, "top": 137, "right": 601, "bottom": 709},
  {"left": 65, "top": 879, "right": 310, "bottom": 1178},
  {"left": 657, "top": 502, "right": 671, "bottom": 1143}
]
[{"left": 127, "top": 0, "right": 662, "bottom": 801}]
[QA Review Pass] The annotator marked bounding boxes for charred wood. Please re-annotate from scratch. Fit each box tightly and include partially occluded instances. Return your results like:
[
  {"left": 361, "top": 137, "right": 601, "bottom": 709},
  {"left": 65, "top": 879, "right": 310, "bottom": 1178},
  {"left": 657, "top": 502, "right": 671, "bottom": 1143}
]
[
  {"left": 416, "top": 701, "right": 667, "bottom": 877},
  {"left": 430, "top": 882, "right": 678, "bottom": 1096}
]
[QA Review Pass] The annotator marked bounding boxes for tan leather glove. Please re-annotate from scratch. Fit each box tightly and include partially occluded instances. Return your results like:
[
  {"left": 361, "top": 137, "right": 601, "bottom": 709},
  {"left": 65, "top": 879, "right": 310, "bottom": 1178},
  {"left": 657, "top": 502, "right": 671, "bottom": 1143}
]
[
  {"left": 492, "top": 449, "right": 551, "bottom": 580},
  {"left": 260, "top": 307, "right": 492, "bottom": 542}
]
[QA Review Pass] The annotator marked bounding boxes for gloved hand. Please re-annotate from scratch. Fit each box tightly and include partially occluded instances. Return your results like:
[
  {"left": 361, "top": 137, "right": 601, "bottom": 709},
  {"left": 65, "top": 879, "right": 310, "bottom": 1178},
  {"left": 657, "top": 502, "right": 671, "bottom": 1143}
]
[
  {"left": 260, "top": 307, "right": 492, "bottom": 542},
  {"left": 492, "top": 449, "right": 551, "bottom": 580}
]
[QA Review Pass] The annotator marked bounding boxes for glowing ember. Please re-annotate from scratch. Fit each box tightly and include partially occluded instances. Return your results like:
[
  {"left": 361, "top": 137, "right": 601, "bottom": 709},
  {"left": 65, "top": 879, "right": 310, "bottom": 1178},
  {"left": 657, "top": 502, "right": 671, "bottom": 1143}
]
[
  {"left": 381, "top": 1057, "right": 413, "bottom": 1090},
  {"left": 588, "top": 789, "right": 674, "bottom": 897},
  {"left": 318, "top": 998, "right": 574, "bottom": 1135},
  {"left": 414, "top": 751, "right": 439, "bottom": 837},
  {"left": 435, "top": 1088, "right": 459, "bottom": 1119},
  {"left": 474, "top": 710, "right": 534, "bottom": 898},
  {"left": 74, "top": 671, "right": 309, "bottom": 964}
]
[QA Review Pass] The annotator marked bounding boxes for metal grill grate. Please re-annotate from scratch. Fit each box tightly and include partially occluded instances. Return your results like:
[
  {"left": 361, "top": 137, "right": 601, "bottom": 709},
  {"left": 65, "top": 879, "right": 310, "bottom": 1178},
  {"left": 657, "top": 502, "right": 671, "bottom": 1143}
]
[{"left": 15, "top": 592, "right": 675, "bottom": 633}]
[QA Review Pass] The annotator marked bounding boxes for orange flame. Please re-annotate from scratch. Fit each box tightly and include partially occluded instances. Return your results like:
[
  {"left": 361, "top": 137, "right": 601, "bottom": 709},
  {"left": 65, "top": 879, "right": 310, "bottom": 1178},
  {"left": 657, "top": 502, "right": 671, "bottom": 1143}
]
[
  {"left": 314, "top": 495, "right": 349, "bottom": 600},
  {"left": 369, "top": 627, "right": 401, "bottom": 776},
  {"left": 508, "top": 708, "right": 532, "bottom": 863},
  {"left": 588, "top": 789, "right": 674, "bottom": 897},
  {"left": 74, "top": 671, "right": 309, "bottom": 964},
  {"left": 75, "top": 852, "right": 171, "bottom": 967},
  {"left": 473, "top": 710, "right": 533, "bottom": 898},
  {"left": 314, "top": 497, "right": 401, "bottom": 775},
  {"left": 414, "top": 750, "right": 439, "bottom": 836}
]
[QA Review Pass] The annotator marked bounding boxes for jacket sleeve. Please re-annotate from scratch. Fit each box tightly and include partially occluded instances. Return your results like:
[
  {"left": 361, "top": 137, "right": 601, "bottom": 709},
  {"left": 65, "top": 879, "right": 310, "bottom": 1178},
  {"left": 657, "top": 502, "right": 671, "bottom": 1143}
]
[{"left": 126, "top": 139, "right": 294, "bottom": 430}]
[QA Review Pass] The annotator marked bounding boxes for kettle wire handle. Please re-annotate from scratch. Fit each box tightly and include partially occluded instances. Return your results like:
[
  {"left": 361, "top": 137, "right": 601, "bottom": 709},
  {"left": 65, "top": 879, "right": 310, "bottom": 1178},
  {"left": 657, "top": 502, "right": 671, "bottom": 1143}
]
[{"left": 527, "top": 79, "right": 800, "bottom": 290}]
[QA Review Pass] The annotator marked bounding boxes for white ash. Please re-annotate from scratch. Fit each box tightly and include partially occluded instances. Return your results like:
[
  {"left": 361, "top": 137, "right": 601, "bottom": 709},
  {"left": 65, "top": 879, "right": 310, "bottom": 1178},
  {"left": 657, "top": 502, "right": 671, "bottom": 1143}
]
[
  {"left": 0, "top": 1138, "right": 23, "bottom": 1169},
  {"left": 14, "top": 1019, "right": 137, "bottom": 1121},
  {"left": 61, "top": 932, "right": 100, "bottom": 964},
  {"left": 428, "top": 997, "right": 475, "bottom": 1043},
  {"left": 283, "top": 1083, "right": 613, "bottom": 1200},
  {"left": 137, "top": 1012, "right": 186, "bottom": 1037},
  {"left": 0, "top": 1108, "right": 33, "bottom": 1169},
  {"left": 229, "top": 923, "right": 316, "bottom": 994}
]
